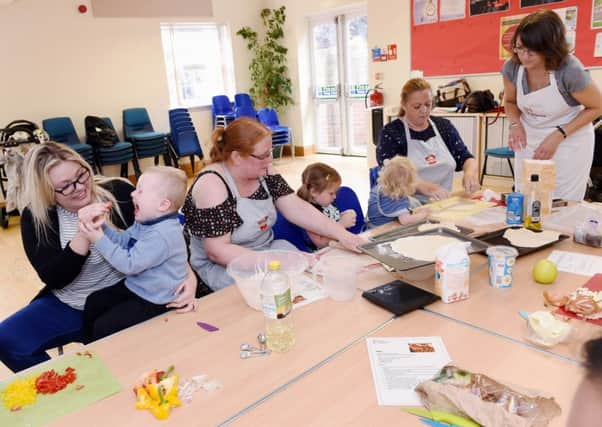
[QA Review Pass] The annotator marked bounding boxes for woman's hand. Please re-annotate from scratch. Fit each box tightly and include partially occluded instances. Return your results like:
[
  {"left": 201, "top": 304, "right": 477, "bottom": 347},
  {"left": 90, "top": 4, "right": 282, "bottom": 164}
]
[
  {"left": 462, "top": 171, "right": 480, "bottom": 195},
  {"left": 336, "top": 231, "right": 368, "bottom": 253},
  {"left": 421, "top": 182, "right": 450, "bottom": 201},
  {"left": 533, "top": 130, "right": 563, "bottom": 160},
  {"left": 166, "top": 265, "right": 198, "bottom": 313},
  {"left": 507, "top": 123, "right": 527, "bottom": 151}
]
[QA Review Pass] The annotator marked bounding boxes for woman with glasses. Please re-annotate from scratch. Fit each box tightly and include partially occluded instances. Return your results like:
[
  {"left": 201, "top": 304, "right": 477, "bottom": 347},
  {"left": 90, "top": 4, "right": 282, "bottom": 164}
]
[
  {"left": 0, "top": 142, "right": 196, "bottom": 373},
  {"left": 183, "top": 117, "right": 365, "bottom": 291},
  {"left": 376, "top": 78, "right": 480, "bottom": 203},
  {"left": 502, "top": 10, "right": 602, "bottom": 201}
]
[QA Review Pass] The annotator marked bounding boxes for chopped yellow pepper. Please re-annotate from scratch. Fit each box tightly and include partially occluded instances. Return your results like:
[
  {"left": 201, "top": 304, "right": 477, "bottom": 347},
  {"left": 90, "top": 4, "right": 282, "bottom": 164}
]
[{"left": 134, "top": 369, "right": 180, "bottom": 420}]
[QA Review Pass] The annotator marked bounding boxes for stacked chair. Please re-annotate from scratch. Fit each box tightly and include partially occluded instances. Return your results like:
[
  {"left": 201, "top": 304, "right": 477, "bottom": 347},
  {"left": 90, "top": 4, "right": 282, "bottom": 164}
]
[
  {"left": 257, "top": 108, "right": 294, "bottom": 159},
  {"left": 86, "top": 117, "right": 138, "bottom": 178},
  {"left": 234, "top": 93, "right": 257, "bottom": 119},
  {"left": 122, "top": 108, "right": 171, "bottom": 175},
  {"left": 211, "top": 95, "right": 236, "bottom": 128},
  {"left": 168, "top": 108, "right": 204, "bottom": 173},
  {"left": 42, "top": 117, "right": 97, "bottom": 172}
]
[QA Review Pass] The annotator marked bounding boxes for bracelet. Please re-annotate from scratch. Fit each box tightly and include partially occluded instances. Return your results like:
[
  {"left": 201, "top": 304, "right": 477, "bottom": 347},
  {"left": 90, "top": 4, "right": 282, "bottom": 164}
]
[
  {"left": 509, "top": 122, "right": 519, "bottom": 128},
  {"left": 556, "top": 125, "right": 567, "bottom": 138}
]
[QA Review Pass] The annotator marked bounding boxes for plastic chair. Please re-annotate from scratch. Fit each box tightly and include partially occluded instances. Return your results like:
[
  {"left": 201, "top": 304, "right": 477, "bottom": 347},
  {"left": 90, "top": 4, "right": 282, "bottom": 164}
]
[
  {"left": 168, "top": 108, "right": 203, "bottom": 173},
  {"left": 122, "top": 108, "right": 171, "bottom": 172},
  {"left": 87, "top": 117, "right": 139, "bottom": 178},
  {"left": 235, "top": 105, "right": 257, "bottom": 119},
  {"left": 211, "top": 95, "right": 235, "bottom": 128},
  {"left": 480, "top": 146, "right": 515, "bottom": 185},
  {"left": 257, "top": 108, "right": 294, "bottom": 159},
  {"left": 369, "top": 166, "right": 380, "bottom": 188},
  {"left": 234, "top": 93, "right": 254, "bottom": 108},
  {"left": 333, "top": 186, "right": 365, "bottom": 234},
  {"left": 42, "top": 117, "right": 96, "bottom": 172},
  {"left": 272, "top": 211, "right": 313, "bottom": 252}
]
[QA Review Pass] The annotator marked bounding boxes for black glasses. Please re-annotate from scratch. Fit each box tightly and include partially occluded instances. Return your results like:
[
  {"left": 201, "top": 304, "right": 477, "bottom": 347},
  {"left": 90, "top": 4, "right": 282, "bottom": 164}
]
[
  {"left": 54, "top": 169, "right": 90, "bottom": 196},
  {"left": 249, "top": 150, "right": 273, "bottom": 160},
  {"left": 513, "top": 45, "right": 535, "bottom": 56}
]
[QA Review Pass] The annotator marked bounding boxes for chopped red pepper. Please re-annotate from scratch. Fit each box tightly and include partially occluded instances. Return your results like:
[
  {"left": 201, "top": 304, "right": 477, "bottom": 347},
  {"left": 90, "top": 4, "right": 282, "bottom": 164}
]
[{"left": 35, "top": 367, "right": 77, "bottom": 394}]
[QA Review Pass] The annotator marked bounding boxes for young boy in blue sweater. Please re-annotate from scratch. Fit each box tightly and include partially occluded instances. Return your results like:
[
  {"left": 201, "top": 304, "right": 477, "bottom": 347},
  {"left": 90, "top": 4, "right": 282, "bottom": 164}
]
[{"left": 80, "top": 166, "right": 188, "bottom": 342}]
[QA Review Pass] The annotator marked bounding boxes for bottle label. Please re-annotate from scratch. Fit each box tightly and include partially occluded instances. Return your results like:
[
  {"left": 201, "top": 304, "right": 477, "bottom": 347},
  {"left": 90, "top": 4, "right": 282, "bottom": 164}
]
[
  {"left": 531, "top": 200, "right": 541, "bottom": 222},
  {"left": 262, "top": 288, "right": 292, "bottom": 320}
]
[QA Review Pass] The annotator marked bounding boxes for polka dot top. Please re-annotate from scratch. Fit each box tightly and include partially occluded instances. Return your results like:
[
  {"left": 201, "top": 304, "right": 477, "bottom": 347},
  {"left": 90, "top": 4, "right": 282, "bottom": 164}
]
[
  {"left": 376, "top": 116, "right": 474, "bottom": 171},
  {"left": 182, "top": 171, "right": 294, "bottom": 238}
]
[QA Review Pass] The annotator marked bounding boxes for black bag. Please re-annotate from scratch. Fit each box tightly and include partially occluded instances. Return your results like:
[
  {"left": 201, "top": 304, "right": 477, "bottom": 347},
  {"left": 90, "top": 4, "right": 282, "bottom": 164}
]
[
  {"left": 0, "top": 120, "right": 42, "bottom": 145},
  {"left": 460, "top": 90, "right": 499, "bottom": 113},
  {"left": 434, "top": 79, "right": 471, "bottom": 108},
  {"left": 85, "top": 116, "right": 118, "bottom": 148}
]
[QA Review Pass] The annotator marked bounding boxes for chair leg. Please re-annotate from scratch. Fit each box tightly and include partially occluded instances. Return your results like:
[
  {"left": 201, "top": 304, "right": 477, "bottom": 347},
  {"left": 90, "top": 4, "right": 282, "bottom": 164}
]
[
  {"left": 507, "top": 158, "right": 515, "bottom": 179},
  {"left": 480, "top": 155, "right": 489, "bottom": 185},
  {"left": 120, "top": 163, "right": 128, "bottom": 178},
  {"left": 154, "top": 156, "right": 160, "bottom": 166},
  {"left": 132, "top": 156, "right": 142, "bottom": 178},
  {"left": 190, "top": 155, "right": 195, "bottom": 173}
]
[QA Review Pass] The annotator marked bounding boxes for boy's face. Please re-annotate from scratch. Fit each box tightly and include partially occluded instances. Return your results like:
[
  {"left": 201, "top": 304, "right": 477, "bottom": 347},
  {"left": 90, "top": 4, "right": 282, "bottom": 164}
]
[{"left": 131, "top": 173, "right": 170, "bottom": 222}]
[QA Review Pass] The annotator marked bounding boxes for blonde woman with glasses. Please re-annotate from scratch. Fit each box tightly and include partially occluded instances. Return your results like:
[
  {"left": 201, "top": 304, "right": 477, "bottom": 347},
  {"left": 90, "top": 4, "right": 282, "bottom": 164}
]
[
  {"left": 0, "top": 142, "right": 196, "bottom": 373},
  {"left": 502, "top": 9, "right": 602, "bottom": 201}
]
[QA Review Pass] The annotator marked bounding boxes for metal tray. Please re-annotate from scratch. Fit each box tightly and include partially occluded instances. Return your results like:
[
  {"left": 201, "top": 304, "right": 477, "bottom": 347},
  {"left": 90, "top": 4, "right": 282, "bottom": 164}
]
[
  {"left": 370, "top": 221, "right": 474, "bottom": 242},
  {"left": 476, "top": 227, "right": 570, "bottom": 257},
  {"left": 359, "top": 228, "right": 489, "bottom": 272}
]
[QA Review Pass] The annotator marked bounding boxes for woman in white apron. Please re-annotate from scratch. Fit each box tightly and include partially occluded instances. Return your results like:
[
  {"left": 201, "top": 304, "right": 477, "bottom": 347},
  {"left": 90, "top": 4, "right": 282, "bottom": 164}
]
[
  {"left": 376, "top": 78, "right": 480, "bottom": 203},
  {"left": 183, "top": 118, "right": 365, "bottom": 292},
  {"left": 502, "top": 10, "right": 602, "bottom": 201}
]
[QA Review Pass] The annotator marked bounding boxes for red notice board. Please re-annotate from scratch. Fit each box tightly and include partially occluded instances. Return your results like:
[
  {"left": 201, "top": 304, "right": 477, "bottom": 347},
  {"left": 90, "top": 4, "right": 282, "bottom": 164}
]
[{"left": 411, "top": 0, "right": 602, "bottom": 77}]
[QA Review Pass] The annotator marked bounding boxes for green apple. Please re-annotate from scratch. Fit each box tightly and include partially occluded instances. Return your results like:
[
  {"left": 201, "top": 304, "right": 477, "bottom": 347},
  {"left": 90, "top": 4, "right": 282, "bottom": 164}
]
[{"left": 532, "top": 259, "right": 558, "bottom": 284}]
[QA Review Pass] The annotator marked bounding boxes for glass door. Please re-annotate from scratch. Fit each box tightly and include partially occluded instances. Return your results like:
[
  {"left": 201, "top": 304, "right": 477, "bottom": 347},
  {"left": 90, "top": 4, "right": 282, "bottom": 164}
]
[{"left": 310, "top": 9, "right": 369, "bottom": 156}]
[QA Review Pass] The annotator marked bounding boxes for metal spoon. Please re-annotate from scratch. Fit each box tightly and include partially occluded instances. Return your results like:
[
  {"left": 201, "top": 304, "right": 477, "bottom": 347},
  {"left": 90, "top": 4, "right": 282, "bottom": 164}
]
[
  {"left": 257, "top": 333, "right": 267, "bottom": 351},
  {"left": 240, "top": 349, "right": 270, "bottom": 359},
  {"left": 240, "top": 343, "right": 261, "bottom": 352}
]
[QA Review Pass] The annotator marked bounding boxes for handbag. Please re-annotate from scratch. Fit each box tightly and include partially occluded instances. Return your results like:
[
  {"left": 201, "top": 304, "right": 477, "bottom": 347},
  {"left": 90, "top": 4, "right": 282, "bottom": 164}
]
[{"left": 434, "top": 79, "right": 471, "bottom": 108}]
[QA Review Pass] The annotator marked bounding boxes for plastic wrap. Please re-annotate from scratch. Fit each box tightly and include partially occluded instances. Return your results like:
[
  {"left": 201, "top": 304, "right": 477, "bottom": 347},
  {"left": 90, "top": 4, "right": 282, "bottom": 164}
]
[{"left": 415, "top": 365, "right": 561, "bottom": 427}]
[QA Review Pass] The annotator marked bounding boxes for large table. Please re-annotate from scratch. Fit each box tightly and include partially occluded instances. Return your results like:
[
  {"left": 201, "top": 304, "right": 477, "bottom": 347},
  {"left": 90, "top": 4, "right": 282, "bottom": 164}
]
[{"left": 4, "top": 218, "right": 599, "bottom": 426}]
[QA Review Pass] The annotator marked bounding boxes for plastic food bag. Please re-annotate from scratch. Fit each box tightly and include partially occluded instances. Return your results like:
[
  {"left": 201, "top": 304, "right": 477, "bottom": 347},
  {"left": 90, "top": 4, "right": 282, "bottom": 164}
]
[{"left": 415, "top": 365, "right": 561, "bottom": 427}]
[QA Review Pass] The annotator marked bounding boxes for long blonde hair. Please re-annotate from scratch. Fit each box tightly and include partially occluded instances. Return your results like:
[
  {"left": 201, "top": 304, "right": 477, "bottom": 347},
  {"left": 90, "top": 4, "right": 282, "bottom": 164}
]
[
  {"left": 377, "top": 156, "right": 417, "bottom": 200},
  {"left": 21, "top": 142, "right": 127, "bottom": 241}
]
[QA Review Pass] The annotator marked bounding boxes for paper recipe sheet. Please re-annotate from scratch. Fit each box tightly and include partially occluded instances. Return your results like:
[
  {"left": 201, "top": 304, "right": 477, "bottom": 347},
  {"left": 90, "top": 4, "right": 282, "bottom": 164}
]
[{"left": 366, "top": 336, "right": 451, "bottom": 406}]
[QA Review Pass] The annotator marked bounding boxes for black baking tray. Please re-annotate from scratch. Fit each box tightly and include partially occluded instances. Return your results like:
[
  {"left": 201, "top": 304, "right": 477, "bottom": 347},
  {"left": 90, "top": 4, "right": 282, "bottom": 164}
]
[
  {"left": 476, "top": 227, "right": 570, "bottom": 257},
  {"left": 370, "top": 220, "right": 474, "bottom": 242},
  {"left": 362, "top": 279, "right": 439, "bottom": 316},
  {"left": 359, "top": 227, "right": 489, "bottom": 271}
]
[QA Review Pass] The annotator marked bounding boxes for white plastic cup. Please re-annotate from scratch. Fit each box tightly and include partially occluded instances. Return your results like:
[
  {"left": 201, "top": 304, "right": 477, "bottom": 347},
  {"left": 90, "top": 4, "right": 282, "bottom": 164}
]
[
  {"left": 313, "top": 256, "right": 359, "bottom": 301},
  {"left": 486, "top": 245, "right": 519, "bottom": 288}
]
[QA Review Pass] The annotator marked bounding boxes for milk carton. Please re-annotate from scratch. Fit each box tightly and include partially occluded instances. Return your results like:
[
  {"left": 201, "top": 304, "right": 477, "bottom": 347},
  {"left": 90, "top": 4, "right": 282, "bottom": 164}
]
[{"left": 435, "top": 242, "right": 470, "bottom": 303}]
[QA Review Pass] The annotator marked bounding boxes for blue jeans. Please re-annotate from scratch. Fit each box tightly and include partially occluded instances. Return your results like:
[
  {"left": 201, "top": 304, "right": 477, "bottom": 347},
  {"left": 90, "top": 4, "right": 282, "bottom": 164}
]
[{"left": 0, "top": 293, "right": 83, "bottom": 372}]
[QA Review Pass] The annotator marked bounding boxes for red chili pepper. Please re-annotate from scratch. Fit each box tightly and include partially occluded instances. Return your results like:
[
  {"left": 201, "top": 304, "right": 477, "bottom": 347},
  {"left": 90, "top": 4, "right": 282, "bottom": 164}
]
[{"left": 35, "top": 367, "right": 78, "bottom": 394}]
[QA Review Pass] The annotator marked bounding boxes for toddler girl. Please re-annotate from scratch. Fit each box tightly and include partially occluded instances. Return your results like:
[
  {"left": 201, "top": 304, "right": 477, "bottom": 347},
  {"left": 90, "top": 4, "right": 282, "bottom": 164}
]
[
  {"left": 366, "top": 156, "right": 428, "bottom": 228},
  {"left": 297, "top": 163, "right": 356, "bottom": 249}
]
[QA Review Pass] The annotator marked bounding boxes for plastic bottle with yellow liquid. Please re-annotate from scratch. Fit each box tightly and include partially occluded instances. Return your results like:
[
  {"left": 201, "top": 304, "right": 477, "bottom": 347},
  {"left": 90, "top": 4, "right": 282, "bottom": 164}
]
[
  {"left": 524, "top": 174, "right": 542, "bottom": 231},
  {"left": 261, "top": 260, "right": 296, "bottom": 352}
]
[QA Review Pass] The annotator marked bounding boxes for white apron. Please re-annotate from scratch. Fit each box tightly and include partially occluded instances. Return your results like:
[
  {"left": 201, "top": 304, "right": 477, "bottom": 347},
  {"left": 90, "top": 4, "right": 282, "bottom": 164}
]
[
  {"left": 189, "top": 164, "right": 295, "bottom": 291},
  {"left": 516, "top": 65, "right": 594, "bottom": 201},
  {"left": 403, "top": 118, "right": 456, "bottom": 203}
]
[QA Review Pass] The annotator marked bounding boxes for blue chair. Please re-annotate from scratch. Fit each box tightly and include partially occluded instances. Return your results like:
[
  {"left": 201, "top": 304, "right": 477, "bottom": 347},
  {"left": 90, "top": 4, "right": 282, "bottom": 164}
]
[
  {"left": 369, "top": 166, "right": 380, "bottom": 188},
  {"left": 167, "top": 108, "right": 203, "bottom": 173},
  {"left": 235, "top": 105, "right": 257, "bottom": 119},
  {"left": 480, "top": 146, "right": 515, "bottom": 185},
  {"left": 42, "top": 117, "right": 96, "bottom": 172},
  {"left": 122, "top": 108, "right": 171, "bottom": 172},
  {"left": 257, "top": 108, "right": 294, "bottom": 159},
  {"left": 87, "top": 117, "right": 139, "bottom": 178},
  {"left": 234, "top": 93, "right": 253, "bottom": 108},
  {"left": 333, "top": 186, "right": 365, "bottom": 234},
  {"left": 211, "top": 95, "right": 235, "bottom": 128},
  {"left": 272, "top": 212, "right": 313, "bottom": 252}
]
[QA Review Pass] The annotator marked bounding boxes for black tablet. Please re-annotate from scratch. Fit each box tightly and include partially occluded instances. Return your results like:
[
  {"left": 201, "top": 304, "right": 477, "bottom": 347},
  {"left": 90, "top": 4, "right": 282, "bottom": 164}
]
[{"left": 362, "top": 280, "right": 439, "bottom": 316}]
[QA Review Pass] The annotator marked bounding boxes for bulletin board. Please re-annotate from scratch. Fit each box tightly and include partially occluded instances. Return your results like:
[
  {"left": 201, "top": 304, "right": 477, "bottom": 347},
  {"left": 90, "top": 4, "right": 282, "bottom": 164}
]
[{"left": 411, "top": 0, "right": 602, "bottom": 77}]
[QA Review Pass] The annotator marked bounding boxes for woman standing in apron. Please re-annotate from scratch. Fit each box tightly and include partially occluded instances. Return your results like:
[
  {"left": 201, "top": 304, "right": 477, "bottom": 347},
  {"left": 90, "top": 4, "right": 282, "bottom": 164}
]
[
  {"left": 377, "top": 78, "right": 480, "bottom": 204},
  {"left": 503, "top": 10, "right": 602, "bottom": 201},
  {"left": 183, "top": 118, "right": 365, "bottom": 292}
]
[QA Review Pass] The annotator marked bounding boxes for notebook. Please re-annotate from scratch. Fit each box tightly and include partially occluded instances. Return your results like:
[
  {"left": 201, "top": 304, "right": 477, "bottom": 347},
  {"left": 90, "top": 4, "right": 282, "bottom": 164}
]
[{"left": 362, "top": 280, "right": 439, "bottom": 316}]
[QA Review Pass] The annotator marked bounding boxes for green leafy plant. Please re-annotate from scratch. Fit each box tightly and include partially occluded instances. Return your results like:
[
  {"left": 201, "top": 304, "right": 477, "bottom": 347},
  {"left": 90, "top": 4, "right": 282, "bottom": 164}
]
[{"left": 237, "top": 6, "right": 294, "bottom": 113}]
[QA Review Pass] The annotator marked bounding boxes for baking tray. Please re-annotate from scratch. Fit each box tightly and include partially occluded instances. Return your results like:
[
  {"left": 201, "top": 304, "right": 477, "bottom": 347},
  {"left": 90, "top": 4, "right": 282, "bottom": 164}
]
[
  {"left": 370, "top": 221, "right": 474, "bottom": 242},
  {"left": 476, "top": 227, "right": 570, "bottom": 257},
  {"left": 359, "top": 228, "right": 489, "bottom": 271}
]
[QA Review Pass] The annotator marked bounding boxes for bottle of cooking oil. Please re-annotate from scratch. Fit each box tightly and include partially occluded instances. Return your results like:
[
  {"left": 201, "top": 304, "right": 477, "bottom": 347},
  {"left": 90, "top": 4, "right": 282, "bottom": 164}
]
[
  {"left": 524, "top": 174, "right": 542, "bottom": 231},
  {"left": 261, "top": 260, "right": 295, "bottom": 352}
]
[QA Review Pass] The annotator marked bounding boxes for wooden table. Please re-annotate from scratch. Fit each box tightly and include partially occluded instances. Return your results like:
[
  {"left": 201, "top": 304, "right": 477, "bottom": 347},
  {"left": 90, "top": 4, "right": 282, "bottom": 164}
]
[
  {"left": 231, "top": 309, "right": 582, "bottom": 427},
  {"left": 396, "top": 238, "right": 602, "bottom": 362},
  {"left": 50, "top": 263, "right": 396, "bottom": 427}
]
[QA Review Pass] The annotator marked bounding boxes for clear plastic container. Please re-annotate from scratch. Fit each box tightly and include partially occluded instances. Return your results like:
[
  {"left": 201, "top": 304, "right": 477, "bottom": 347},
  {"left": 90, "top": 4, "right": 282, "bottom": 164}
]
[
  {"left": 261, "top": 260, "right": 295, "bottom": 352},
  {"left": 525, "top": 311, "right": 572, "bottom": 348}
]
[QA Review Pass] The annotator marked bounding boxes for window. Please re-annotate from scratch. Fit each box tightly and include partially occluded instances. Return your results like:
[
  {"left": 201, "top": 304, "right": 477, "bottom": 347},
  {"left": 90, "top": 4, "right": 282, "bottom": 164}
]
[{"left": 160, "top": 23, "right": 236, "bottom": 108}]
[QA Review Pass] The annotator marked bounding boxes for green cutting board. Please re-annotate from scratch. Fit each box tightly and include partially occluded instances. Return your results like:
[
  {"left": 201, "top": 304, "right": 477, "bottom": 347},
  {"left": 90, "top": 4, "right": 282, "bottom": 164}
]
[{"left": 0, "top": 352, "right": 121, "bottom": 427}]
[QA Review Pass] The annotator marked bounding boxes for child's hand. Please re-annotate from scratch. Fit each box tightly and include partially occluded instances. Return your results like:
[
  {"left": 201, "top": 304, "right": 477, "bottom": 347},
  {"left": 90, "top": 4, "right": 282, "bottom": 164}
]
[
  {"left": 78, "top": 219, "right": 104, "bottom": 243},
  {"left": 78, "top": 202, "right": 111, "bottom": 228},
  {"left": 339, "top": 209, "right": 357, "bottom": 229}
]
